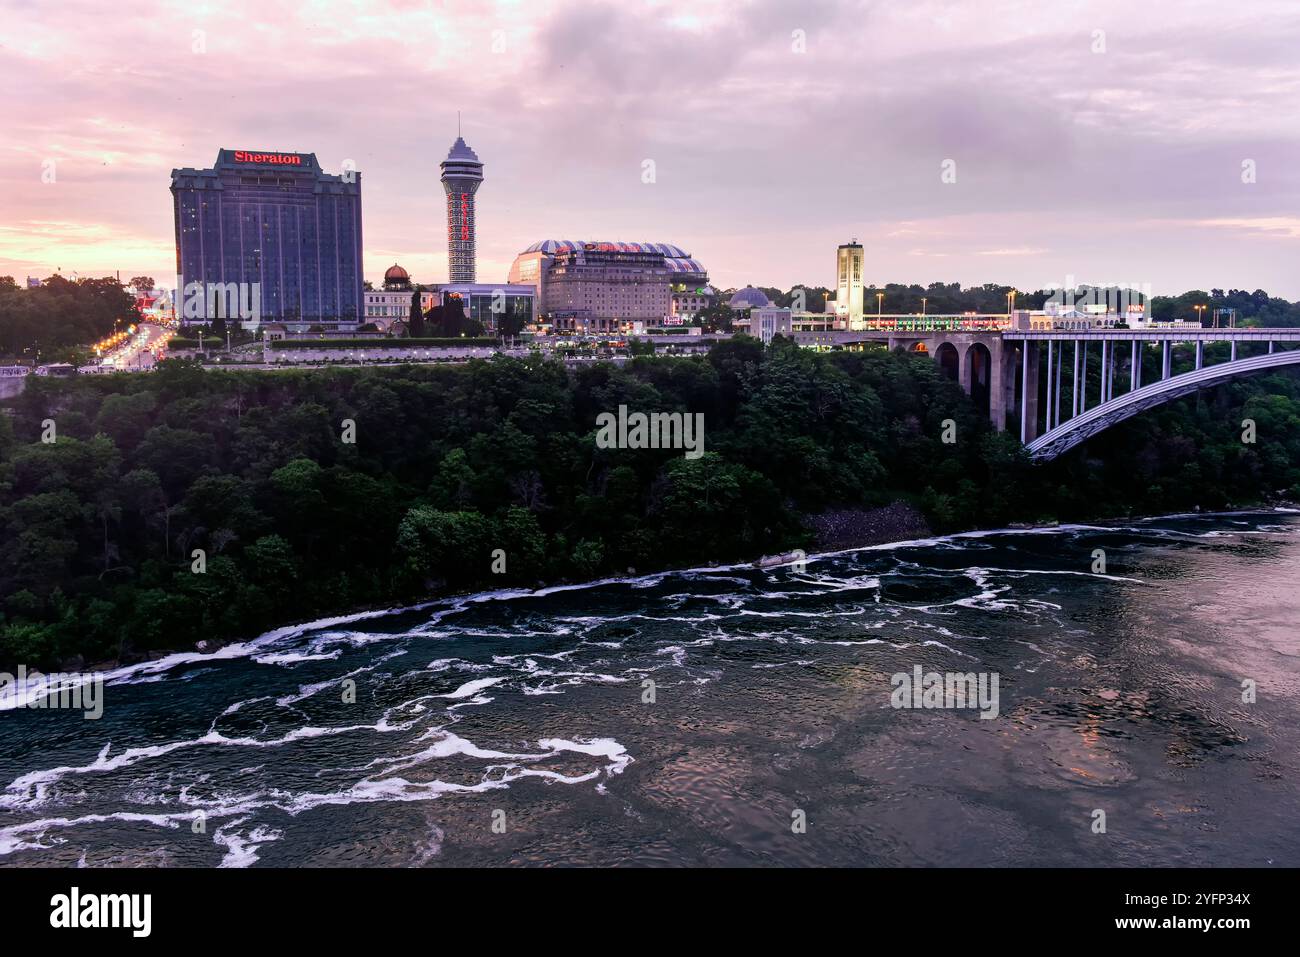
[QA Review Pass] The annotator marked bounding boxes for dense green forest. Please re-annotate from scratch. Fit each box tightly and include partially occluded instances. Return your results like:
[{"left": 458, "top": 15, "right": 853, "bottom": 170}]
[
  {"left": 0, "top": 275, "right": 140, "bottom": 362},
  {"left": 3, "top": 337, "right": 1298, "bottom": 669}
]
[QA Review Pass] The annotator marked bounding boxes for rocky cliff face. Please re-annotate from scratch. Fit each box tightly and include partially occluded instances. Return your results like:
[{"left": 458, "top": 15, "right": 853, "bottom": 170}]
[{"left": 0, "top": 376, "right": 27, "bottom": 400}]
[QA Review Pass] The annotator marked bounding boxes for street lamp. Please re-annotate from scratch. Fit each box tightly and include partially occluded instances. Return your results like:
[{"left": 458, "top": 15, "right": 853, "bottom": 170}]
[
  {"left": 1194, "top": 304, "right": 1207, "bottom": 325},
  {"left": 876, "top": 292, "right": 884, "bottom": 319},
  {"left": 920, "top": 297, "right": 927, "bottom": 316}
]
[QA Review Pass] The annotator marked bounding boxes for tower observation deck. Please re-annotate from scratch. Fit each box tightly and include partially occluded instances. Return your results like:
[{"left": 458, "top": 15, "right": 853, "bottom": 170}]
[{"left": 440, "top": 135, "right": 484, "bottom": 282}]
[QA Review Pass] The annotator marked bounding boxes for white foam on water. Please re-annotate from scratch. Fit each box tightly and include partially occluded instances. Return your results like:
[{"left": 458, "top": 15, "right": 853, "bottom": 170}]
[
  {"left": 214, "top": 816, "right": 284, "bottom": 868},
  {"left": 0, "top": 728, "right": 634, "bottom": 861},
  {"left": 437, "top": 676, "right": 508, "bottom": 699},
  {"left": 22, "top": 508, "right": 1283, "bottom": 702}
]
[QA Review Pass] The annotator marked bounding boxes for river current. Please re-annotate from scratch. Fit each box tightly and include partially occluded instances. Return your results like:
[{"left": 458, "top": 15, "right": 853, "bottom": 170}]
[{"left": 2, "top": 512, "right": 1298, "bottom": 867}]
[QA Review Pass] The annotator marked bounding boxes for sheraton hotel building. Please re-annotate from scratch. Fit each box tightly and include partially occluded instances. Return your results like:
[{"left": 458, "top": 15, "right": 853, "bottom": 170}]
[{"left": 170, "top": 150, "right": 364, "bottom": 330}]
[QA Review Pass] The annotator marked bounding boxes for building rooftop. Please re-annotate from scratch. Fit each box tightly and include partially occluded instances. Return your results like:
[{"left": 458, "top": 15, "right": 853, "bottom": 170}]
[
  {"left": 523, "top": 240, "right": 691, "bottom": 259},
  {"left": 728, "top": 286, "right": 771, "bottom": 310},
  {"left": 443, "top": 137, "right": 482, "bottom": 166}
]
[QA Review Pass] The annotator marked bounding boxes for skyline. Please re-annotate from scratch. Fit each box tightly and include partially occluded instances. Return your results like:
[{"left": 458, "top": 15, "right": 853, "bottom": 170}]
[{"left": 3, "top": 0, "right": 1300, "bottom": 296}]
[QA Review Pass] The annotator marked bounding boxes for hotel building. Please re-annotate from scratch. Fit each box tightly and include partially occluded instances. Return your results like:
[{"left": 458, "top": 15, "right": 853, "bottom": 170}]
[{"left": 170, "top": 150, "right": 364, "bottom": 330}]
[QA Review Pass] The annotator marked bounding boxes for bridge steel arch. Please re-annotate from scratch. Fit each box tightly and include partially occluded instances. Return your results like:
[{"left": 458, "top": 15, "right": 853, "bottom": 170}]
[{"left": 1025, "top": 349, "right": 1300, "bottom": 461}]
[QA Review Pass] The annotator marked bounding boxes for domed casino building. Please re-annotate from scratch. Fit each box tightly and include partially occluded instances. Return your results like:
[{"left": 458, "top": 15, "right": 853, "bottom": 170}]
[{"left": 508, "top": 240, "right": 713, "bottom": 334}]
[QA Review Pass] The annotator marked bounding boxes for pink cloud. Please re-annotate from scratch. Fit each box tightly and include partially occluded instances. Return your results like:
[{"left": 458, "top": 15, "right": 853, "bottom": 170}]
[{"left": 2, "top": 0, "right": 1299, "bottom": 296}]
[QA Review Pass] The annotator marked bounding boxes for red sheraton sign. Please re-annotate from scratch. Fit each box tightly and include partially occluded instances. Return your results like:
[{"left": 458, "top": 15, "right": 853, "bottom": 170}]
[{"left": 233, "top": 151, "right": 303, "bottom": 166}]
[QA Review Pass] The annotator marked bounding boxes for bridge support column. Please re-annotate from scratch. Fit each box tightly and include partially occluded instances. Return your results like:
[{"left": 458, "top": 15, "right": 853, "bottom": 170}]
[
  {"left": 1269, "top": 340, "right": 1275, "bottom": 354},
  {"left": 1231, "top": 340, "right": 1238, "bottom": 361},
  {"left": 1072, "top": 340, "right": 1081, "bottom": 418},
  {"left": 1131, "top": 340, "right": 1141, "bottom": 391},
  {"left": 998, "top": 340, "right": 1008, "bottom": 429},
  {"left": 1054, "top": 343, "right": 1063, "bottom": 428},
  {"left": 1162, "top": 341, "right": 1171, "bottom": 379},
  {"left": 987, "top": 338, "right": 1008, "bottom": 431},
  {"left": 1100, "top": 340, "right": 1110, "bottom": 403},
  {"left": 1019, "top": 342, "right": 1040, "bottom": 443},
  {"left": 957, "top": 345, "right": 972, "bottom": 395},
  {"left": 1195, "top": 340, "right": 1204, "bottom": 370},
  {"left": 1111, "top": 341, "right": 1119, "bottom": 400},
  {"left": 1081, "top": 341, "right": 1089, "bottom": 410},
  {"left": 1045, "top": 341, "right": 1054, "bottom": 433}
]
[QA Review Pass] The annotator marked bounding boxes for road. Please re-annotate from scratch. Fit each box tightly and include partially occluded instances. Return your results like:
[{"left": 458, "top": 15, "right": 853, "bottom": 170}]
[{"left": 93, "top": 323, "right": 173, "bottom": 371}]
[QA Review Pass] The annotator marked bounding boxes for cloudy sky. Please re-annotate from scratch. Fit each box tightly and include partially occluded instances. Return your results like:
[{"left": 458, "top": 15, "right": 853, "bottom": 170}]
[{"left": 2, "top": 0, "right": 1298, "bottom": 296}]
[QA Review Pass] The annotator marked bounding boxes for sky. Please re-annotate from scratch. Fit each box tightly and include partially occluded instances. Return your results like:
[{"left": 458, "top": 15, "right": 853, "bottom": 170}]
[{"left": 2, "top": 0, "right": 1299, "bottom": 297}]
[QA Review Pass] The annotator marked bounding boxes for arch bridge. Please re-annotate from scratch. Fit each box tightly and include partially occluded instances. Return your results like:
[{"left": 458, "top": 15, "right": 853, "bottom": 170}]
[
  {"left": 1003, "top": 328, "right": 1300, "bottom": 460},
  {"left": 794, "top": 323, "right": 1300, "bottom": 461}
]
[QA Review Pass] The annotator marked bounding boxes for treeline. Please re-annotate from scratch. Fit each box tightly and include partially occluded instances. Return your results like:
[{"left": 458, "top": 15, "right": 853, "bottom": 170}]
[
  {"left": 0, "top": 275, "right": 140, "bottom": 361},
  {"left": 2, "top": 339, "right": 1298, "bottom": 667}
]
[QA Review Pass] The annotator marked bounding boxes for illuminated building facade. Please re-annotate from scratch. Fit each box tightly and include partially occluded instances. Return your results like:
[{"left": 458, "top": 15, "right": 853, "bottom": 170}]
[
  {"left": 169, "top": 149, "right": 363, "bottom": 329},
  {"left": 836, "top": 240, "right": 865, "bottom": 329},
  {"left": 508, "top": 240, "right": 709, "bottom": 333},
  {"left": 440, "top": 136, "right": 483, "bottom": 283},
  {"left": 750, "top": 306, "right": 793, "bottom": 344}
]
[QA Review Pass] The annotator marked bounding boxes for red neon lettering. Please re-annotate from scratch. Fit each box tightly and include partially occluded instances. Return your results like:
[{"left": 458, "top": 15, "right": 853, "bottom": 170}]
[{"left": 233, "top": 151, "right": 302, "bottom": 166}]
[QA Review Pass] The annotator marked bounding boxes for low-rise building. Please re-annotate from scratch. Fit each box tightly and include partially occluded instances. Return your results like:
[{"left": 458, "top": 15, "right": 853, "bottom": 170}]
[
  {"left": 747, "top": 306, "right": 793, "bottom": 345},
  {"left": 363, "top": 264, "right": 534, "bottom": 334}
]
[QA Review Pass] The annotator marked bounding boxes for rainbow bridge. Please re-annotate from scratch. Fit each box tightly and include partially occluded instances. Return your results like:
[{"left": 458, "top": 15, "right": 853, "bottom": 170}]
[{"left": 793, "top": 319, "right": 1300, "bottom": 462}]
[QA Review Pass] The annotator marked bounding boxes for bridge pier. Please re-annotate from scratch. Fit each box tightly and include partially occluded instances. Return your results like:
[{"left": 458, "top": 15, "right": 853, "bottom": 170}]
[
  {"left": 1002, "top": 343, "right": 1016, "bottom": 432},
  {"left": 1053, "top": 342, "right": 1063, "bottom": 428},
  {"left": 1081, "top": 342, "right": 1090, "bottom": 409},
  {"left": 1110, "top": 342, "right": 1120, "bottom": 400},
  {"left": 969, "top": 336, "right": 1011, "bottom": 433},
  {"left": 1045, "top": 341, "right": 1054, "bottom": 434},
  {"left": 1161, "top": 341, "right": 1172, "bottom": 379},
  {"left": 1131, "top": 341, "right": 1141, "bottom": 390},
  {"left": 958, "top": 346, "right": 972, "bottom": 394},
  {"left": 1072, "top": 341, "right": 1081, "bottom": 417},
  {"left": 1018, "top": 342, "right": 1040, "bottom": 443},
  {"left": 1101, "top": 341, "right": 1110, "bottom": 402},
  {"left": 927, "top": 334, "right": 1009, "bottom": 432},
  {"left": 1195, "top": 341, "right": 1204, "bottom": 370}
]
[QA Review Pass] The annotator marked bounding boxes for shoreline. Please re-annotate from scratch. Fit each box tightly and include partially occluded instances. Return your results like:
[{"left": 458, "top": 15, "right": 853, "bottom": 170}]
[{"left": 12, "top": 502, "right": 1295, "bottom": 698}]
